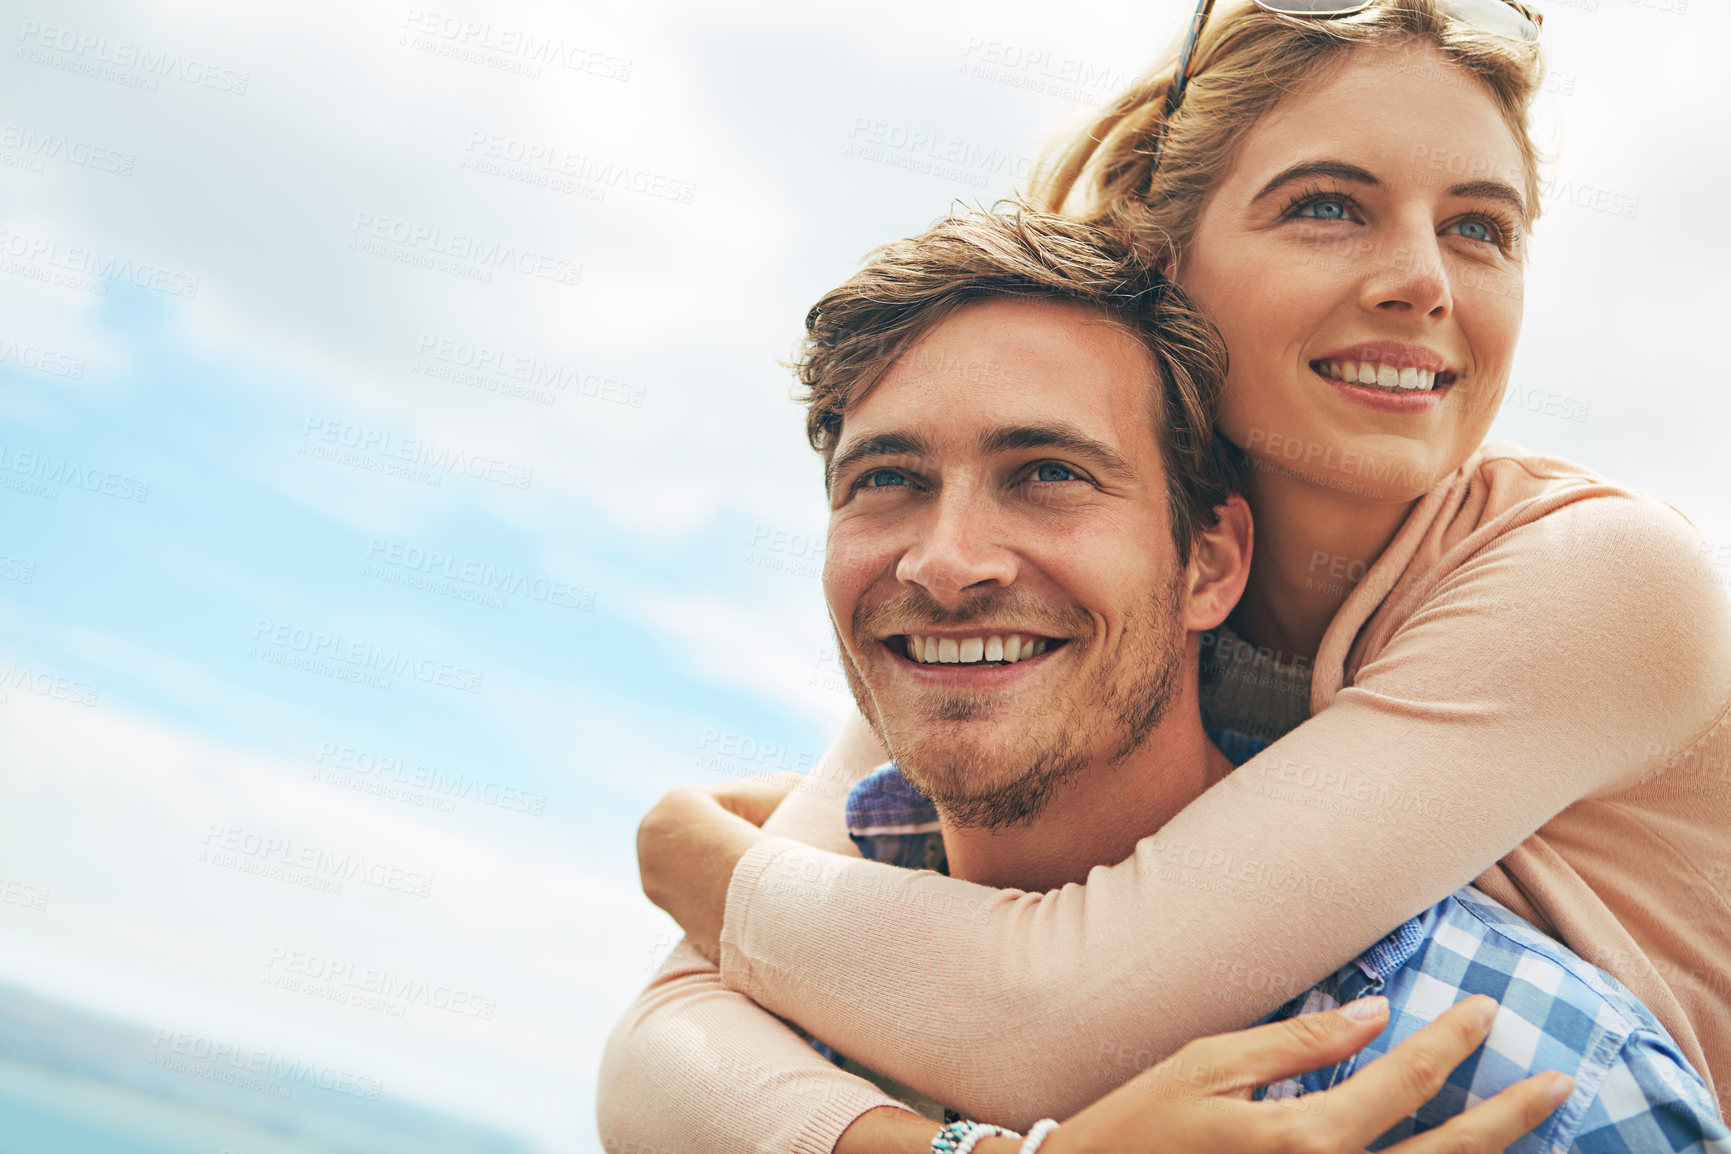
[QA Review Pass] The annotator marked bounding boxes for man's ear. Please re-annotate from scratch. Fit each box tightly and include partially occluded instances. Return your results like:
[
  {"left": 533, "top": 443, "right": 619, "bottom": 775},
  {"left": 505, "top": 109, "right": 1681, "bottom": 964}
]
[{"left": 1180, "top": 494, "right": 1252, "bottom": 633}]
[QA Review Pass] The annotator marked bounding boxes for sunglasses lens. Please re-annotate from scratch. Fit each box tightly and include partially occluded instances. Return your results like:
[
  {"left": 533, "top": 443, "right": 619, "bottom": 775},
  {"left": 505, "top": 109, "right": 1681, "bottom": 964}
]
[
  {"left": 1442, "top": 0, "right": 1543, "bottom": 40},
  {"left": 1255, "top": 0, "right": 1372, "bottom": 12},
  {"left": 1258, "top": 0, "right": 1539, "bottom": 40}
]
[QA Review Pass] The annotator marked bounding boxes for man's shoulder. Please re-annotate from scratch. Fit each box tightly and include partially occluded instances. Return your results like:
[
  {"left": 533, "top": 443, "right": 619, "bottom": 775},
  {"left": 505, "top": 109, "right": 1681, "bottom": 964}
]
[
  {"left": 1263, "top": 886, "right": 1725, "bottom": 1150},
  {"left": 1369, "top": 887, "right": 1727, "bottom": 1152},
  {"left": 1428, "top": 888, "right": 1673, "bottom": 1049},
  {"left": 845, "top": 763, "right": 946, "bottom": 872}
]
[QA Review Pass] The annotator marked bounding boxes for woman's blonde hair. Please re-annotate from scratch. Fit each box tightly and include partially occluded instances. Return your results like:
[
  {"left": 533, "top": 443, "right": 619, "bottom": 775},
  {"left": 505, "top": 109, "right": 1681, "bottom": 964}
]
[{"left": 1030, "top": 0, "right": 1545, "bottom": 267}]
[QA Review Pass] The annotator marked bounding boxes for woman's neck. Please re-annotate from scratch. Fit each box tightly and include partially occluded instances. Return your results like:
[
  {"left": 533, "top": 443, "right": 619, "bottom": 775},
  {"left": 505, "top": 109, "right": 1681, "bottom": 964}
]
[{"left": 1230, "top": 464, "right": 1417, "bottom": 663}]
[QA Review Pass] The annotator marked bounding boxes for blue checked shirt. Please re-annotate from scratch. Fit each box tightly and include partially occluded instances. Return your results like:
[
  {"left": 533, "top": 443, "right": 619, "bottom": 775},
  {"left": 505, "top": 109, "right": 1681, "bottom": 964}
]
[{"left": 840, "top": 738, "right": 1730, "bottom": 1154}]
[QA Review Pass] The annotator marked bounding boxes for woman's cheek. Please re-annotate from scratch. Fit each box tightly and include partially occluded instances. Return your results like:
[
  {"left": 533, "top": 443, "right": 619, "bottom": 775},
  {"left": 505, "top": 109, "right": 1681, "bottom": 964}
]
[{"left": 1215, "top": 357, "right": 1309, "bottom": 458}]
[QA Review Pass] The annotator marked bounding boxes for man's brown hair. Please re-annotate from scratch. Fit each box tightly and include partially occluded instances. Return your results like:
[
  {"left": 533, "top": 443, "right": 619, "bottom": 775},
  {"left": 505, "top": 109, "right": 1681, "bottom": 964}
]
[{"left": 793, "top": 202, "right": 1240, "bottom": 561}]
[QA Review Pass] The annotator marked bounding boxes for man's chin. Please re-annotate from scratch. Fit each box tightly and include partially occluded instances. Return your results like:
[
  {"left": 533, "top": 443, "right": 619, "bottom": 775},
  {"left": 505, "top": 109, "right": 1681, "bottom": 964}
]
[
  {"left": 898, "top": 742, "right": 1088, "bottom": 832},
  {"left": 880, "top": 714, "right": 1012, "bottom": 768},
  {"left": 882, "top": 726, "right": 1079, "bottom": 824}
]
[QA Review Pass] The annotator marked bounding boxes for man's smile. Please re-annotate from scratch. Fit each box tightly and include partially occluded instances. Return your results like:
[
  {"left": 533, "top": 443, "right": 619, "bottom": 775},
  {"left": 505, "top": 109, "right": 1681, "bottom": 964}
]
[
  {"left": 895, "top": 632, "right": 1058, "bottom": 665},
  {"left": 872, "top": 628, "right": 1072, "bottom": 688}
]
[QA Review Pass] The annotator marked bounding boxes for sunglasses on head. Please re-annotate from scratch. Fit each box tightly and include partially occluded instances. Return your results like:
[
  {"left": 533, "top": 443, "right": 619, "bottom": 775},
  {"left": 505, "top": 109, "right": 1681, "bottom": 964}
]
[{"left": 1153, "top": 0, "right": 1543, "bottom": 170}]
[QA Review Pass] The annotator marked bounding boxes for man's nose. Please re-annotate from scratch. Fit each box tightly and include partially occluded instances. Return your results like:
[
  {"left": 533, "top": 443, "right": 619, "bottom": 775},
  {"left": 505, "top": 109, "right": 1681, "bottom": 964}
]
[{"left": 894, "top": 479, "right": 1016, "bottom": 605}]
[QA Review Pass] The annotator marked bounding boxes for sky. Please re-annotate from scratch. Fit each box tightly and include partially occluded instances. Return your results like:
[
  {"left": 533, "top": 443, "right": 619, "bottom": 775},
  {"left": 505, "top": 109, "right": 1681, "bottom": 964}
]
[{"left": 0, "top": 0, "right": 1726, "bottom": 1151}]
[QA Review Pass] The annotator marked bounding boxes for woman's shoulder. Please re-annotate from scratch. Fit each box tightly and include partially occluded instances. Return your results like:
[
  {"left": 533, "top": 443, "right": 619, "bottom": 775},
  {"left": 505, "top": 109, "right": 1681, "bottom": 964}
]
[
  {"left": 1330, "top": 443, "right": 1731, "bottom": 790},
  {"left": 1343, "top": 441, "right": 1731, "bottom": 720},
  {"left": 1452, "top": 441, "right": 1716, "bottom": 574}
]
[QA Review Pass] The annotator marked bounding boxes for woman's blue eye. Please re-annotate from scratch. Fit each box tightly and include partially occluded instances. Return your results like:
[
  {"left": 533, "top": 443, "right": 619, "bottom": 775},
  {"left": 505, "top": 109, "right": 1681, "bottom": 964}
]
[
  {"left": 1297, "top": 197, "right": 1350, "bottom": 221},
  {"left": 1033, "top": 463, "right": 1076, "bottom": 483}
]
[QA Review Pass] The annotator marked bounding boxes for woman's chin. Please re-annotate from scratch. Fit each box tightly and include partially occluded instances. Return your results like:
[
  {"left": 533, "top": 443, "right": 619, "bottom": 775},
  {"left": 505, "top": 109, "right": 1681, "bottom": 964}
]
[{"left": 1243, "top": 443, "right": 1452, "bottom": 504}]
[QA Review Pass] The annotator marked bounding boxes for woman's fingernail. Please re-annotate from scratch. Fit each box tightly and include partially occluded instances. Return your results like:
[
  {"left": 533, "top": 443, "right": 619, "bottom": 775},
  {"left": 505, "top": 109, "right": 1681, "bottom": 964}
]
[
  {"left": 1339, "top": 996, "right": 1388, "bottom": 1021},
  {"left": 1473, "top": 997, "right": 1498, "bottom": 1030},
  {"left": 1548, "top": 1074, "right": 1576, "bottom": 1106}
]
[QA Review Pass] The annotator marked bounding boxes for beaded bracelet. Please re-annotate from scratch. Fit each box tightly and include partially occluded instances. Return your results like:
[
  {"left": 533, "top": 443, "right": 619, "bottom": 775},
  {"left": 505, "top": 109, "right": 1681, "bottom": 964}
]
[
  {"left": 1019, "top": 1119, "right": 1061, "bottom": 1153},
  {"left": 930, "top": 1120, "right": 1020, "bottom": 1154}
]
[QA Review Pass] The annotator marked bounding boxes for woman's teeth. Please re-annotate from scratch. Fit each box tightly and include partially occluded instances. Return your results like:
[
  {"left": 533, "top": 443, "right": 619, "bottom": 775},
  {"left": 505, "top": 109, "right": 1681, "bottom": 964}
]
[
  {"left": 1316, "top": 359, "right": 1438, "bottom": 393},
  {"left": 905, "top": 634, "right": 1049, "bottom": 665}
]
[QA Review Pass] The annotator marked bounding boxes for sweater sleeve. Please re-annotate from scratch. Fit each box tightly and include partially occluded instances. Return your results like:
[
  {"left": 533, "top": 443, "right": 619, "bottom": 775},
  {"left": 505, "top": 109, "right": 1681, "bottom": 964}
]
[
  {"left": 596, "top": 757, "right": 910, "bottom": 1153},
  {"left": 595, "top": 939, "right": 905, "bottom": 1154},
  {"left": 718, "top": 494, "right": 1731, "bottom": 1131}
]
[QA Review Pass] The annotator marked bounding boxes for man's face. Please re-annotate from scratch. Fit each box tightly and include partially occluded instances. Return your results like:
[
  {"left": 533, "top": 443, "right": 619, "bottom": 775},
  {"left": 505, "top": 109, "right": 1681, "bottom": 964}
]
[{"left": 823, "top": 296, "right": 1189, "bottom": 829}]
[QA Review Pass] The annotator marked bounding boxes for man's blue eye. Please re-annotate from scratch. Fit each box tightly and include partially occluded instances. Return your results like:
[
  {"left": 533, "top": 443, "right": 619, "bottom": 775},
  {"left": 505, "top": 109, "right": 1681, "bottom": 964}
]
[
  {"left": 862, "top": 469, "right": 905, "bottom": 488},
  {"left": 1034, "top": 463, "right": 1076, "bottom": 483}
]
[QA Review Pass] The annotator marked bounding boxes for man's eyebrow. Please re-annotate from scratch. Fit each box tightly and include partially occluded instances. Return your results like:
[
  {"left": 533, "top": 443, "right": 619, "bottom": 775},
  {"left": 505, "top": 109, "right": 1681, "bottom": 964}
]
[
  {"left": 827, "top": 431, "right": 933, "bottom": 491},
  {"left": 1251, "top": 160, "right": 1380, "bottom": 204},
  {"left": 979, "top": 423, "right": 1136, "bottom": 479},
  {"left": 1448, "top": 178, "right": 1529, "bottom": 221}
]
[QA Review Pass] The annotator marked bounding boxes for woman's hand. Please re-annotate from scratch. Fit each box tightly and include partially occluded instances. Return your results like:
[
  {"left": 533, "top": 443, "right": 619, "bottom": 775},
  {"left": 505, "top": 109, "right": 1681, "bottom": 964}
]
[
  {"left": 1037, "top": 994, "right": 1572, "bottom": 1154},
  {"left": 636, "top": 775, "right": 797, "bottom": 955},
  {"left": 838, "top": 995, "right": 1569, "bottom": 1154},
  {"left": 701, "top": 771, "right": 801, "bottom": 827}
]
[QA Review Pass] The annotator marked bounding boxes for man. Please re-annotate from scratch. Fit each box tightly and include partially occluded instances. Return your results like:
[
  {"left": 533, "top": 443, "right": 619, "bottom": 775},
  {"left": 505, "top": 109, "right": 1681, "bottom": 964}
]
[{"left": 599, "top": 206, "right": 1727, "bottom": 1153}]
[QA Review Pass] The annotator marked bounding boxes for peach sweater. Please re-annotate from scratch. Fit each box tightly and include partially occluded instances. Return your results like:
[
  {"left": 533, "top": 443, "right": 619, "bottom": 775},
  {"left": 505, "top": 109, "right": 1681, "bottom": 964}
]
[{"left": 596, "top": 445, "right": 1731, "bottom": 1152}]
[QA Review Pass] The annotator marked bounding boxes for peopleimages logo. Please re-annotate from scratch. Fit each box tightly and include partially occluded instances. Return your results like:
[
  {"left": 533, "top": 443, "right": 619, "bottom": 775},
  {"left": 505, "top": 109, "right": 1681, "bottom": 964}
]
[
  {"left": 364, "top": 538, "right": 593, "bottom": 610},
  {"left": 15, "top": 20, "right": 251, "bottom": 94},
  {"left": 398, "top": 8, "right": 633, "bottom": 81},
  {"left": 149, "top": 1028, "right": 381, "bottom": 1100},
  {"left": 265, "top": 946, "right": 499, "bottom": 1019},
  {"left": 249, "top": 618, "right": 485, "bottom": 694},
  {"left": 0, "top": 122, "right": 135, "bottom": 174},
  {"left": 0, "top": 335, "right": 86, "bottom": 378},
  {"left": 0, "top": 444, "right": 149, "bottom": 502},
  {"left": 413, "top": 335, "right": 645, "bottom": 408},
  {"left": 0, "top": 663, "right": 100, "bottom": 706},
  {"left": 301, "top": 417, "right": 533, "bottom": 490},
  {"left": 200, "top": 824, "right": 435, "bottom": 898},
  {"left": 348, "top": 212, "right": 583, "bottom": 288},
  {"left": 315, "top": 742, "right": 549, "bottom": 816},
  {"left": 462, "top": 132, "right": 695, "bottom": 204},
  {"left": 0, "top": 227, "right": 200, "bottom": 297}
]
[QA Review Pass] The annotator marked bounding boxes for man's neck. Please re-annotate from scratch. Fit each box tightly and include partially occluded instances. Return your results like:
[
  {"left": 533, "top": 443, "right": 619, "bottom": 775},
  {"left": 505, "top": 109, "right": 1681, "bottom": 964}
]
[{"left": 937, "top": 674, "right": 1232, "bottom": 891}]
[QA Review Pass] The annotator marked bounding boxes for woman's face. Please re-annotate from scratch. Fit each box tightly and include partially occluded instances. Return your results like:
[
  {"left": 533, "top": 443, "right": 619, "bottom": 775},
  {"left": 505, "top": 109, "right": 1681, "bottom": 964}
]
[{"left": 1180, "top": 41, "right": 1528, "bottom": 503}]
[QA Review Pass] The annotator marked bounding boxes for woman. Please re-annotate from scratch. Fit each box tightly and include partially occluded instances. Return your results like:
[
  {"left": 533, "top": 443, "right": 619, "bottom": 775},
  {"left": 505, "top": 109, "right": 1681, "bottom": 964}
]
[{"left": 601, "top": 0, "right": 1731, "bottom": 1148}]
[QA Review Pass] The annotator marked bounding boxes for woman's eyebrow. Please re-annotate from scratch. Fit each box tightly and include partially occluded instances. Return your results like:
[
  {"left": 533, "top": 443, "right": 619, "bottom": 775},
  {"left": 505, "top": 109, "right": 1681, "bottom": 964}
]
[
  {"left": 1251, "top": 160, "right": 1379, "bottom": 203},
  {"left": 1251, "top": 160, "right": 1528, "bottom": 220}
]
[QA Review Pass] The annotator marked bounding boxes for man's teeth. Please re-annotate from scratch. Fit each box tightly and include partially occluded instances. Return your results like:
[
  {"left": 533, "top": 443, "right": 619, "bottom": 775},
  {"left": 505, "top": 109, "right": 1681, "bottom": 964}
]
[
  {"left": 1316, "top": 360, "right": 1438, "bottom": 392},
  {"left": 905, "top": 634, "right": 1049, "bottom": 665}
]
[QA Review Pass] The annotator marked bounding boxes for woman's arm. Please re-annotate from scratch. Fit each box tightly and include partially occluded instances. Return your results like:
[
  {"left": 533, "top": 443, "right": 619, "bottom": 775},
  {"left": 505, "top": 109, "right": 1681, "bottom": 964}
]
[
  {"left": 714, "top": 495, "right": 1731, "bottom": 1130},
  {"left": 596, "top": 937, "right": 911, "bottom": 1154},
  {"left": 597, "top": 727, "right": 908, "bottom": 1154}
]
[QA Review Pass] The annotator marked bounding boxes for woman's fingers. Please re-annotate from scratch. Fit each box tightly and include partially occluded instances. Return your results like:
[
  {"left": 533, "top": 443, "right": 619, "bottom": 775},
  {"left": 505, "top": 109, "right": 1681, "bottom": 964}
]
[
  {"left": 636, "top": 788, "right": 763, "bottom": 949},
  {"left": 699, "top": 771, "right": 801, "bottom": 827},
  {"left": 1310, "top": 995, "right": 1505, "bottom": 1147},
  {"left": 1162, "top": 997, "right": 1392, "bottom": 1097},
  {"left": 1050, "top": 994, "right": 1568, "bottom": 1154},
  {"left": 1384, "top": 1072, "right": 1574, "bottom": 1154}
]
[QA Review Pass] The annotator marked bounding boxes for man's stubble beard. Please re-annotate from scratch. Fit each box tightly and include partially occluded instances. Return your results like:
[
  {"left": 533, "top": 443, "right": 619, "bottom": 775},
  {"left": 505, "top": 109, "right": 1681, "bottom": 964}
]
[{"left": 841, "top": 579, "right": 1185, "bottom": 832}]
